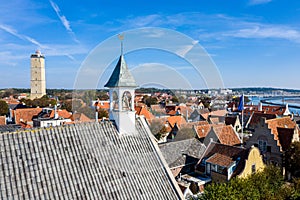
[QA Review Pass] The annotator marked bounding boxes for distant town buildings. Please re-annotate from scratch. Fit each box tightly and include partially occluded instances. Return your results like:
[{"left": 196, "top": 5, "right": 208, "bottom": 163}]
[{"left": 30, "top": 50, "right": 46, "bottom": 99}]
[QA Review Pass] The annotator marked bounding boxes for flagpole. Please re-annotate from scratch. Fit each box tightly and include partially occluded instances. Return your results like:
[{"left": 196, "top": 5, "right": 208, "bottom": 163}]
[
  {"left": 241, "top": 96, "right": 244, "bottom": 146},
  {"left": 238, "top": 94, "right": 244, "bottom": 147}
]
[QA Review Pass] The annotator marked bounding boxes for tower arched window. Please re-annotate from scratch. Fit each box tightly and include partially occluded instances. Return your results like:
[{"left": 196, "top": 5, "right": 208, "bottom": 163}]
[
  {"left": 113, "top": 91, "right": 119, "bottom": 110},
  {"left": 122, "top": 91, "right": 132, "bottom": 111}
]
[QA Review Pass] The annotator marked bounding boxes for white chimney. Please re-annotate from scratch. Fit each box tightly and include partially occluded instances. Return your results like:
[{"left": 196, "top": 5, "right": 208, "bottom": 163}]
[
  {"left": 54, "top": 105, "right": 59, "bottom": 119},
  {"left": 258, "top": 102, "right": 262, "bottom": 112}
]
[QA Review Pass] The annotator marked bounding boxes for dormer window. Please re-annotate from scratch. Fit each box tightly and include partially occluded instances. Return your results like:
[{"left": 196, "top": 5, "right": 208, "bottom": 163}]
[{"left": 258, "top": 140, "right": 267, "bottom": 152}]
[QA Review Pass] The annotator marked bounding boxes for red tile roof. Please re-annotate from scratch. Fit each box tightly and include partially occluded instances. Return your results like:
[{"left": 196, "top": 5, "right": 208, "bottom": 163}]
[
  {"left": 206, "top": 153, "right": 235, "bottom": 167},
  {"left": 0, "top": 116, "right": 6, "bottom": 125},
  {"left": 14, "top": 108, "right": 42, "bottom": 124},
  {"left": 201, "top": 109, "right": 227, "bottom": 120},
  {"left": 213, "top": 125, "right": 241, "bottom": 146},
  {"left": 167, "top": 116, "right": 187, "bottom": 129},
  {"left": 195, "top": 124, "right": 223, "bottom": 139},
  {"left": 198, "top": 142, "right": 248, "bottom": 177},
  {"left": 135, "top": 105, "right": 155, "bottom": 121},
  {"left": 94, "top": 101, "right": 110, "bottom": 110},
  {"left": 181, "top": 121, "right": 208, "bottom": 129},
  {"left": 244, "top": 105, "right": 287, "bottom": 115},
  {"left": 266, "top": 117, "right": 297, "bottom": 141},
  {"left": 50, "top": 109, "right": 72, "bottom": 119},
  {"left": 71, "top": 113, "right": 92, "bottom": 122},
  {"left": 266, "top": 117, "right": 298, "bottom": 147}
]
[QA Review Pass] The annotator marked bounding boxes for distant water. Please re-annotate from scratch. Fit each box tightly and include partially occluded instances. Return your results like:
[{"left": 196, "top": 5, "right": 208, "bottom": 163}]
[{"left": 249, "top": 96, "right": 300, "bottom": 114}]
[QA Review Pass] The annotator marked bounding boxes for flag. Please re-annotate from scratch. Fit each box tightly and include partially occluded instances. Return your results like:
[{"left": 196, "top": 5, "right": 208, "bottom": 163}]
[{"left": 238, "top": 94, "right": 244, "bottom": 111}]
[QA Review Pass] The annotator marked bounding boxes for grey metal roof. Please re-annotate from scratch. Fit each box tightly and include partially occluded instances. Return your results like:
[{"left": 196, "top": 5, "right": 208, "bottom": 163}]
[
  {"left": 104, "top": 55, "right": 138, "bottom": 88},
  {"left": 0, "top": 124, "right": 22, "bottom": 133},
  {"left": 159, "top": 138, "right": 206, "bottom": 169},
  {"left": 0, "top": 119, "right": 182, "bottom": 199}
]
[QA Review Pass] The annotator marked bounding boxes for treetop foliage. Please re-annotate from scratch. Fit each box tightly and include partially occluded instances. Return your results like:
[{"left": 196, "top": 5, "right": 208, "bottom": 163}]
[{"left": 199, "top": 165, "right": 300, "bottom": 200}]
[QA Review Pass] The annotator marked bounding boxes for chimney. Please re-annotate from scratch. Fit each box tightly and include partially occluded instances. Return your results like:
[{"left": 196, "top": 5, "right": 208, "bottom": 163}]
[
  {"left": 54, "top": 105, "right": 58, "bottom": 119},
  {"left": 258, "top": 102, "right": 262, "bottom": 112},
  {"left": 95, "top": 111, "right": 98, "bottom": 122}
]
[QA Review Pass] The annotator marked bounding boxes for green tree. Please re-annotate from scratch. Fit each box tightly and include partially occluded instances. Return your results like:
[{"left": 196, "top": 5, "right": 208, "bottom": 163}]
[
  {"left": 149, "top": 119, "right": 168, "bottom": 140},
  {"left": 0, "top": 100, "right": 9, "bottom": 116},
  {"left": 285, "top": 142, "right": 300, "bottom": 177},
  {"left": 143, "top": 96, "right": 158, "bottom": 107},
  {"left": 98, "top": 108, "right": 108, "bottom": 119},
  {"left": 199, "top": 165, "right": 285, "bottom": 200},
  {"left": 171, "top": 96, "right": 179, "bottom": 103}
]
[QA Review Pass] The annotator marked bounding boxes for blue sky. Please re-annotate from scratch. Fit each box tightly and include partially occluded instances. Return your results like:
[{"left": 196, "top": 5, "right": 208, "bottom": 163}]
[{"left": 1, "top": 0, "right": 300, "bottom": 89}]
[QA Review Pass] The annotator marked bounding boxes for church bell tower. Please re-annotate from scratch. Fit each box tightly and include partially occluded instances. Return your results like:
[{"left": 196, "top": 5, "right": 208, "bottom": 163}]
[{"left": 104, "top": 35, "right": 138, "bottom": 134}]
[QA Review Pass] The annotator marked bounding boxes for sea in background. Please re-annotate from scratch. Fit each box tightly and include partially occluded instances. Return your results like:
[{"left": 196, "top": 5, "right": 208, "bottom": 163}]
[{"left": 249, "top": 96, "right": 300, "bottom": 115}]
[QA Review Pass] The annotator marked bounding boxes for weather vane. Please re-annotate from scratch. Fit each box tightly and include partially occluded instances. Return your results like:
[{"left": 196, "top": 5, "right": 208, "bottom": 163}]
[{"left": 118, "top": 33, "right": 124, "bottom": 55}]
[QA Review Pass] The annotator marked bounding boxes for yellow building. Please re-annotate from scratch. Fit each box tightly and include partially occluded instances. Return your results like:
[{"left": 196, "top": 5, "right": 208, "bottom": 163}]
[
  {"left": 238, "top": 146, "right": 265, "bottom": 178},
  {"left": 196, "top": 142, "right": 265, "bottom": 183},
  {"left": 30, "top": 50, "right": 46, "bottom": 99}
]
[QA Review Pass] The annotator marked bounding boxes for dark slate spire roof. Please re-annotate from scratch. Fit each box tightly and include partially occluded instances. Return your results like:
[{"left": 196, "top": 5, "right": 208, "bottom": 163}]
[
  {"left": 0, "top": 118, "right": 183, "bottom": 199},
  {"left": 104, "top": 55, "right": 138, "bottom": 88}
]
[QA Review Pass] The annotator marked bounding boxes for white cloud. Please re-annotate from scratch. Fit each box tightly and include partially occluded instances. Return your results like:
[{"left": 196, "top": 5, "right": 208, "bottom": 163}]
[
  {"left": 249, "top": 0, "right": 272, "bottom": 5},
  {"left": 225, "top": 24, "right": 300, "bottom": 42},
  {"left": 0, "top": 23, "right": 47, "bottom": 48},
  {"left": 49, "top": 0, "right": 79, "bottom": 43}
]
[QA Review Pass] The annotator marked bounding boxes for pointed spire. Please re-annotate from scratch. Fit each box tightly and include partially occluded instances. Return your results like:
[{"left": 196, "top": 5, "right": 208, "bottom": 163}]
[
  {"left": 118, "top": 34, "right": 124, "bottom": 55},
  {"left": 104, "top": 35, "right": 137, "bottom": 88}
]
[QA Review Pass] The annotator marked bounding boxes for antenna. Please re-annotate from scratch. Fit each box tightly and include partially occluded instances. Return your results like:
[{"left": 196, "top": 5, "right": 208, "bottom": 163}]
[{"left": 118, "top": 33, "right": 124, "bottom": 55}]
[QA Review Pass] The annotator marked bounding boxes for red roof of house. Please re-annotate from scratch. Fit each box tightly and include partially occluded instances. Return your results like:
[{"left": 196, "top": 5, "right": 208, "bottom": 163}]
[
  {"left": 94, "top": 101, "right": 110, "bottom": 110},
  {"left": 206, "top": 153, "right": 235, "bottom": 167},
  {"left": 244, "top": 105, "right": 287, "bottom": 115},
  {"left": 266, "top": 117, "right": 298, "bottom": 147},
  {"left": 181, "top": 121, "right": 208, "bottom": 129},
  {"left": 71, "top": 113, "right": 92, "bottom": 122},
  {"left": 201, "top": 109, "right": 227, "bottom": 120},
  {"left": 167, "top": 116, "right": 187, "bottom": 129},
  {"left": 167, "top": 110, "right": 177, "bottom": 116},
  {"left": 50, "top": 109, "right": 72, "bottom": 119},
  {"left": 14, "top": 108, "right": 43, "bottom": 124},
  {"left": 195, "top": 124, "right": 223, "bottom": 139},
  {"left": 198, "top": 142, "right": 248, "bottom": 177},
  {"left": 213, "top": 125, "right": 241, "bottom": 146},
  {"left": 0, "top": 116, "right": 6, "bottom": 125},
  {"left": 135, "top": 105, "right": 155, "bottom": 121}
]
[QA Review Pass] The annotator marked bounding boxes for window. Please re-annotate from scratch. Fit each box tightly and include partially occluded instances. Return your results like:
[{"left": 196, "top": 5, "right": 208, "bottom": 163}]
[
  {"left": 258, "top": 140, "right": 267, "bottom": 152},
  {"left": 252, "top": 164, "right": 256, "bottom": 174},
  {"left": 267, "top": 146, "right": 272, "bottom": 152},
  {"left": 211, "top": 164, "right": 216, "bottom": 172},
  {"left": 206, "top": 163, "right": 211, "bottom": 175},
  {"left": 217, "top": 166, "right": 225, "bottom": 174}
]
